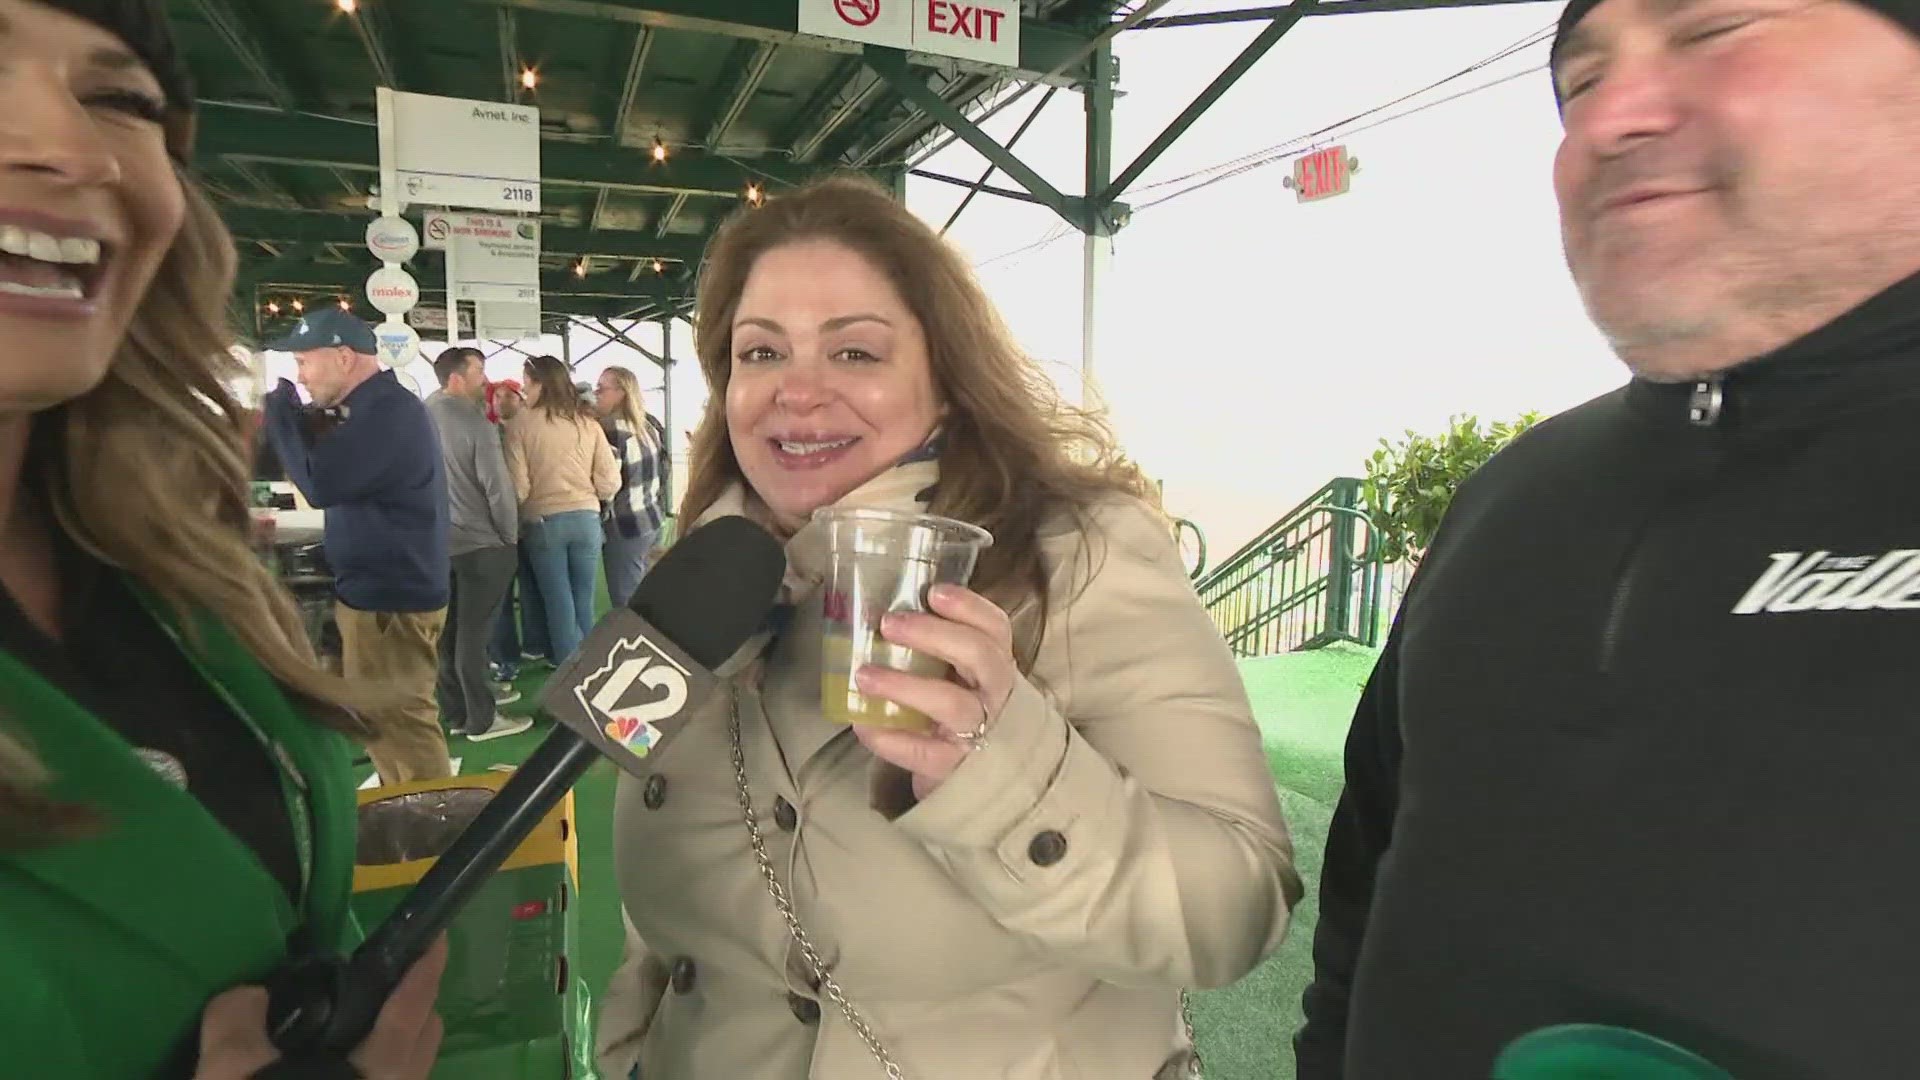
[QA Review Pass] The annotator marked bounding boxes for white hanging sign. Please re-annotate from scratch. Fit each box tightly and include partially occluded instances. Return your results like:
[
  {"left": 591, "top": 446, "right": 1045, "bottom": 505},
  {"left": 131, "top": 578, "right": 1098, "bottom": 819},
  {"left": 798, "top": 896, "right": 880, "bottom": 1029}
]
[
  {"left": 378, "top": 88, "right": 541, "bottom": 213},
  {"left": 365, "top": 266, "right": 420, "bottom": 315},
  {"left": 366, "top": 215, "right": 420, "bottom": 263},
  {"left": 407, "top": 305, "right": 474, "bottom": 334},
  {"left": 425, "top": 211, "right": 540, "bottom": 304},
  {"left": 797, "top": 0, "right": 1018, "bottom": 68},
  {"left": 375, "top": 319, "right": 422, "bottom": 368},
  {"left": 477, "top": 300, "right": 541, "bottom": 342}
]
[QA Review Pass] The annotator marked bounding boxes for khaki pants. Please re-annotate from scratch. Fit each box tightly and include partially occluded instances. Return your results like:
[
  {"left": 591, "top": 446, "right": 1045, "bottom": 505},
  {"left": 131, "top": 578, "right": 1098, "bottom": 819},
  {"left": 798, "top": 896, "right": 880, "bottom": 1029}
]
[{"left": 336, "top": 602, "right": 453, "bottom": 785}]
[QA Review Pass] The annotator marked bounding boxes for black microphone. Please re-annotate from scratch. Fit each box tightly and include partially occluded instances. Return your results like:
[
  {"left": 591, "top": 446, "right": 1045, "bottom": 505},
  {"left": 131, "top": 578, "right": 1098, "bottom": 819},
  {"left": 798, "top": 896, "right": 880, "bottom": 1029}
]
[{"left": 265, "top": 515, "right": 785, "bottom": 1057}]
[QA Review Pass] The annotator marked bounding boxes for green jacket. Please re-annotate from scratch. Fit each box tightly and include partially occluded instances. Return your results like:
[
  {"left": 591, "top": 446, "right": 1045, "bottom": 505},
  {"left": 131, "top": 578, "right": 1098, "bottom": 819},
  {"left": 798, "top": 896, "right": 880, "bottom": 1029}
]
[{"left": 0, "top": 588, "right": 361, "bottom": 1078}]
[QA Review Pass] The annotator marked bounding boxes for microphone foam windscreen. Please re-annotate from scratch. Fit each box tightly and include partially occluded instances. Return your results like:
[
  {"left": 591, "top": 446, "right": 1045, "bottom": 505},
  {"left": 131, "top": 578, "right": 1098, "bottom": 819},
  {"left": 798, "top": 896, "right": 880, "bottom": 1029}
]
[{"left": 628, "top": 515, "right": 786, "bottom": 670}]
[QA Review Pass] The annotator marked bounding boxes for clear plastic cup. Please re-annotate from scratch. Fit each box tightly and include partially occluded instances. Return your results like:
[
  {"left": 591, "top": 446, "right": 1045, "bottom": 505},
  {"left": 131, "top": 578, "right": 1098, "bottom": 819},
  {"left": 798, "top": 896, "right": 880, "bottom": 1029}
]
[{"left": 814, "top": 507, "right": 993, "bottom": 733}]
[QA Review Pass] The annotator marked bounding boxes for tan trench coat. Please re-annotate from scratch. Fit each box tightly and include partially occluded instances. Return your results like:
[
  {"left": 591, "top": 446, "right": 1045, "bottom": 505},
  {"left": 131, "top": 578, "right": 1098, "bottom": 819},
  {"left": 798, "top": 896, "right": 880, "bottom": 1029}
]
[{"left": 596, "top": 497, "right": 1301, "bottom": 1079}]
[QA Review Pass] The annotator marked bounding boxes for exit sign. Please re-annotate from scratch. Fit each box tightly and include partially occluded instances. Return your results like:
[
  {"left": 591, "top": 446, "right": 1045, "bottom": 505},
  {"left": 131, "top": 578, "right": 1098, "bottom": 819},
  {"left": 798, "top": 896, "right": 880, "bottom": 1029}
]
[
  {"left": 1284, "top": 146, "right": 1359, "bottom": 203},
  {"left": 798, "top": 0, "right": 1019, "bottom": 68}
]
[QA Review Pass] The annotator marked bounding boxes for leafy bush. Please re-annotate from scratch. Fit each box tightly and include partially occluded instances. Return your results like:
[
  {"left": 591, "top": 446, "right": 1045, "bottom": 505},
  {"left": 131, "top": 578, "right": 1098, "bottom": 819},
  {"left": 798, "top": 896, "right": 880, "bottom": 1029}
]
[{"left": 1361, "top": 411, "right": 1543, "bottom": 565}]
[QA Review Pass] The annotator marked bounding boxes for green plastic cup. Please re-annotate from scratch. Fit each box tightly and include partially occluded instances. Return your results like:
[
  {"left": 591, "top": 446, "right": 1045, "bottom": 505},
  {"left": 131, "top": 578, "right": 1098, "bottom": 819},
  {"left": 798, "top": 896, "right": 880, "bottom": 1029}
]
[{"left": 1494, "top": 1024, "right": 1734, "bottom": 1080}]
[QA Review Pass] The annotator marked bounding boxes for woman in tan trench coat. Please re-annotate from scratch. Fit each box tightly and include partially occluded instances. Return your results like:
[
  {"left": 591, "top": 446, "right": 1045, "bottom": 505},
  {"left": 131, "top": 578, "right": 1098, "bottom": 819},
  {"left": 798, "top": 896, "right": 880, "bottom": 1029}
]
[{"left": 595, "top": 175, "right": 1302, "bottom": 1080}]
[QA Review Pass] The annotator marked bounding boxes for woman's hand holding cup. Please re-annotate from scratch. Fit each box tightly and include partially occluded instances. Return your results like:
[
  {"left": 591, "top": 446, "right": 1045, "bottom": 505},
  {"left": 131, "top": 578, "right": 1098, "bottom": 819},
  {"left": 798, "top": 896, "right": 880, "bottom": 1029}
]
[{"left": 850, "top": 583, "right": 1018, "bottom": 799}]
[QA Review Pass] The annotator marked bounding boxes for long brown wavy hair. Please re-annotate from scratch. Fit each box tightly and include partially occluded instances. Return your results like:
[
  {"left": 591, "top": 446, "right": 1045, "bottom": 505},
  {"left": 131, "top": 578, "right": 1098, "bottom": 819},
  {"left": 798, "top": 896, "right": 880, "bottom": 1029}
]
[
  {"left": 681, "top": 174, "right": 1160, "bottom": 669},
  {"left": 523, "top": 354, "right": 591, "bottom": 421},
  {"left": 2, "top": 174, "right": 376, "bottom": 847}
]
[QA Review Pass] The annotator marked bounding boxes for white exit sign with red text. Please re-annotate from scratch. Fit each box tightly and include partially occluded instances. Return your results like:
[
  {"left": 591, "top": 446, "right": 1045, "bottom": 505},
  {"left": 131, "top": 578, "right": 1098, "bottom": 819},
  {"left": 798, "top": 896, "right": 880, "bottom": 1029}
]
[
  {"left": 1284, "top": 145, "right": 1359, "bottom": 203},
  {"left": 798, "top": 0, "right": 1020, "bottom": 69}
]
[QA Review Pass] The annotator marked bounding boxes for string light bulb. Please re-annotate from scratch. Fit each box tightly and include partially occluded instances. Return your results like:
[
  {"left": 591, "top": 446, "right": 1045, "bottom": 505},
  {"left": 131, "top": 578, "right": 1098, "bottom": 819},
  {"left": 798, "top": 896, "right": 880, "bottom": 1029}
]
[
  {"left": 336, "top": 0, "right": 355, "bottom": 12},
  {"left": 745, "top": 182, "right": 763, "bottom": 206},
  {"left": 266, "top": 301, "right": 280, "bottom": 315},
  {"left": 339, "top": 298, "right": 351, "bottom": 310},
  {"left": 291, "top": 299, "right": 304, "bottom": 313},
  {"left": 652, "top": 258, "right": 664, "bottom": 274},
  {"left": 652, "top": 136, "right": 667, "bottom": 163},
  {"left": 521, "top": 68, "right": 538, "bottom": 90},
  {"left": 574, "top": 260, "right": 587, "bottom": 277}
]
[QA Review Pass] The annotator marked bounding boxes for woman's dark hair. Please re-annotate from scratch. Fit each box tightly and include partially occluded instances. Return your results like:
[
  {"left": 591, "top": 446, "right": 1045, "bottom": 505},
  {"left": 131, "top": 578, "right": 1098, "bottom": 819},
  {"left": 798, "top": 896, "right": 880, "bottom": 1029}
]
[{"left": 523, "top": 354, "right": 591, "bottom": 421}]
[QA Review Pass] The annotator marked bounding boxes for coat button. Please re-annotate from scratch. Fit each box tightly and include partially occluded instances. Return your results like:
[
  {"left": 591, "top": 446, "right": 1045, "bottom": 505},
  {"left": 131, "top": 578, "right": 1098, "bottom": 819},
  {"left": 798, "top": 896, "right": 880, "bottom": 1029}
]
[
  {"left": 669, "top": 956, "right": 696, "bottom": 993},
  {"left": 1027, "top": 829, "right": 1068, "bottom": 867},
  {"left": 788, "top": 991, "right": 821, "bottom": 1024},
  {"left": 773, "top": 795, "right": 797, "bottom": 832},
  {"left": 643, "top": 774, "right": 667, "bottom": 810}
]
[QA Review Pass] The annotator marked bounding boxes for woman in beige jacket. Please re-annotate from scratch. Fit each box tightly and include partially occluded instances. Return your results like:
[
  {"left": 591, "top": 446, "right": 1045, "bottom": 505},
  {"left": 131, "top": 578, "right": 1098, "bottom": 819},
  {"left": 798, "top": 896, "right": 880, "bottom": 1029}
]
[
  {"left": 595, "top": 176, "right": 1301, "bottom": 1080},
  {"left": 503, "top": 354, "right": 618, "bottom": 663}
]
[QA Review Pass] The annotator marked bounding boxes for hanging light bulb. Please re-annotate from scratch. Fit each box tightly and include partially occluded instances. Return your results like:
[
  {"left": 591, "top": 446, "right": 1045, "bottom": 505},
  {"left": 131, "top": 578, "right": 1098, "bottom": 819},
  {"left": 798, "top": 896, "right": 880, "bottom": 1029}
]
[
  {"left": 652, "top": 136, "right": 667, "bottom": 163},
  {"left": 266, "top": 301, "right": 280, "bottom": 315},
  {"left": 574, "top": 260, "right": 587, "bottom": 277},
  {"left": 652, "top": 258, "right": 664, "bottom": 274},
  {"left": 746, "top": 182, "right": 763, "bottom": 206},
  {"left": 339, "top": 298, "right": 351, "bottom": 310},
  {"left": 291, "top": 299, "right": 304, "bottom": 312},
  {"left": 336, "top": 0, "right": 356, "bottom": 12},
  {"left": 521, "top": 68, "right": 539, "bottom": 90}
]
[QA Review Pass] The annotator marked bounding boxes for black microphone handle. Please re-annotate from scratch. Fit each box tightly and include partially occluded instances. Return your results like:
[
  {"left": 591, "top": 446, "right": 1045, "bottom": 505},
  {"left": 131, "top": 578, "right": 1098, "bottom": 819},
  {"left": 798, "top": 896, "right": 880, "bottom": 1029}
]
[{"left": 270, "top": 724, "right": 600, "bottom": 1054}]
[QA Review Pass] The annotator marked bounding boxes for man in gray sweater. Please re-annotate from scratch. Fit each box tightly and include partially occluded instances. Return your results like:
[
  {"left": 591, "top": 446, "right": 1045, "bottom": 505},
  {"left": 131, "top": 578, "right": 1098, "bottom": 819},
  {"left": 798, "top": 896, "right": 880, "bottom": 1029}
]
[{"left": 427, "top": 347, "right": 532, "bottom": 741}]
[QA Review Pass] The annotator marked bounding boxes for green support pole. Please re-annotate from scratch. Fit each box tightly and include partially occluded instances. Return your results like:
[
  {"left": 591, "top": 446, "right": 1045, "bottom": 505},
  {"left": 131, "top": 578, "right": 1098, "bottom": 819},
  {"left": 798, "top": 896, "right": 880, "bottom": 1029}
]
[
  {"left": 659, "top": 314, "right": 676, "bottom": 514},
  {"left": 1326, "top": 479, "right": 1359, "bottom": 643},
  {"left": 1081, "top": 43, "right": 1116, "bottom": 409}
]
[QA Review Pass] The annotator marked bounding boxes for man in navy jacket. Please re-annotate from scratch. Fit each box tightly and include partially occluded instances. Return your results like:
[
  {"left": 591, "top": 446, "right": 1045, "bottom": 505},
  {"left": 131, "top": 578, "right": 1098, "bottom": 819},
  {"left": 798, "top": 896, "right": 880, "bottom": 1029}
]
[{"left": 261, "top": 310, "right": 452, "bottom": 783}]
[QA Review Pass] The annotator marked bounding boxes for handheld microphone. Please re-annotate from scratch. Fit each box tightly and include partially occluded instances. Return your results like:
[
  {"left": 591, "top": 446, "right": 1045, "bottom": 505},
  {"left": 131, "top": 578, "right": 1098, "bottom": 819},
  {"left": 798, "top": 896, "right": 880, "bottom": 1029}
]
[{"left": 265, "top": 515, "right": 785, "bottom": 1056}]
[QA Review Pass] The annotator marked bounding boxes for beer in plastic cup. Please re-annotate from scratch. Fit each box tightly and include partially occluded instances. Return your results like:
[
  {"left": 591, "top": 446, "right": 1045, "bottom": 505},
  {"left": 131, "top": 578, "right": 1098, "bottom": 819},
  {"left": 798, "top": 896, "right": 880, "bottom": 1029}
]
[{"left": 814, "top": 507, "right": 992, "bottom": 733}]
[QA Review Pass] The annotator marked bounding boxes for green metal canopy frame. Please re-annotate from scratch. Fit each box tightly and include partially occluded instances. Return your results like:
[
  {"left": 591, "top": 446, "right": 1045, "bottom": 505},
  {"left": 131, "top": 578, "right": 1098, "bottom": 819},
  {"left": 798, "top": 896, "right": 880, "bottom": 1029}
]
[{"left": 175, "top": 0, "right": 1538, "bottom": 377}]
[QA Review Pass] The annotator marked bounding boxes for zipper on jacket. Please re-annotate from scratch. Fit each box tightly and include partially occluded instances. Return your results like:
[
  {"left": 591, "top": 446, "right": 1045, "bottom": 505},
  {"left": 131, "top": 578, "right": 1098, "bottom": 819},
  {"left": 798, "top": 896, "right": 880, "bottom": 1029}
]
[
  {"left": 1602, "top": 375, "right": 1725, "bottom": 670},
  {"left": 1688, "top": 376, "right": 1724, "bottom": 427}
]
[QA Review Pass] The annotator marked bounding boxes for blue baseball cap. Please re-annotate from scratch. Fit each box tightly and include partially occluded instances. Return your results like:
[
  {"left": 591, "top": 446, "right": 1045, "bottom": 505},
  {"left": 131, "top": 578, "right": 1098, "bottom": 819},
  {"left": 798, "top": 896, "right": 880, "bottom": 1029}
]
[{"left": 265, "top": 308, "right": 379, "bottom": 355}]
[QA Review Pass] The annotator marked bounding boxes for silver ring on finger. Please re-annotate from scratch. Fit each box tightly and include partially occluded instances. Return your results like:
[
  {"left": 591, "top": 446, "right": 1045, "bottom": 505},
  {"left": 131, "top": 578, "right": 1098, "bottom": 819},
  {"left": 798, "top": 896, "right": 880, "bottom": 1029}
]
[{"left": 950, "top": 706, "right": 991, "bottom": 752}]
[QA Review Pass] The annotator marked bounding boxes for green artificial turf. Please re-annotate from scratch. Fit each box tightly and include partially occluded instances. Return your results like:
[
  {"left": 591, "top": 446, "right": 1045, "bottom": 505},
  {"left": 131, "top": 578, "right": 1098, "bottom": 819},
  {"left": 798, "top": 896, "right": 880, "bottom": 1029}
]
[
  {"left": 363, "top": 567, "right": 1381, "bottom": 1080},
  {"left": 1188, "top": 642, "right": 1379, "bottom": 1080}
]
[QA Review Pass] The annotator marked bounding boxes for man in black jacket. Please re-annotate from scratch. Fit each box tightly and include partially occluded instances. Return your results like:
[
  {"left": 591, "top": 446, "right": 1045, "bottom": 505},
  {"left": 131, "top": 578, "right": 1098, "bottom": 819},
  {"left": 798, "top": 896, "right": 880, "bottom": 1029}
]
[{"left": 1294, "top": 0, "right": 1920, "bottom": 1077}]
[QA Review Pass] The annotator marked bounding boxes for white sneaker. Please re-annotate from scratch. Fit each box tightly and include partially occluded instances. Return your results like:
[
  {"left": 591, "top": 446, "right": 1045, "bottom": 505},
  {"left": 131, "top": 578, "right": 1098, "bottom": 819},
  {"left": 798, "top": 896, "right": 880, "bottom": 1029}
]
[
  {"left": 494, "top": 686, "right": 521, "bottom": 706},
  {"left": 467, "top": 715, "right": 533, "bottom": 742}
]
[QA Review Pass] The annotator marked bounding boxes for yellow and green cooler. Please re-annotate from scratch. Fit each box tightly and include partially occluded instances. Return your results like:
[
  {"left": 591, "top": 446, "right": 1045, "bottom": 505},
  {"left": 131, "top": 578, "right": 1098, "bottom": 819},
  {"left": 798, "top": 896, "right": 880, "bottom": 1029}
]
[{"left": 352, "top": 773, "right": 597, "bottom": 1080}]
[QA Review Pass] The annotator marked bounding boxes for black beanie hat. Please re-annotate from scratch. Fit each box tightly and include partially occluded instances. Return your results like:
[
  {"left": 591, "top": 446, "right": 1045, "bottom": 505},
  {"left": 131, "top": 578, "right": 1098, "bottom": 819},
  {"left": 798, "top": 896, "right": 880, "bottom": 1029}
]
[
  {"left": 45, "top": 0, "right": 196, "bottom": 159},
  {"left": 1552, "top": 0, "right": 1920, "bottom": 85}
]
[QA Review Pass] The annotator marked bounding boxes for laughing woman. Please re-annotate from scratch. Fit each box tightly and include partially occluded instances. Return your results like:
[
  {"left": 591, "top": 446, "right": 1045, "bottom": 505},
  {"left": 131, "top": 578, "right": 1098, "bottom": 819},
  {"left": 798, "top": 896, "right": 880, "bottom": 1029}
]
[
  {"left": 0, "top": 2, "right": 440, "bottom": 1077},
  {"left": 596, "top": 175, "right": 1301, "bottom": 1080}
]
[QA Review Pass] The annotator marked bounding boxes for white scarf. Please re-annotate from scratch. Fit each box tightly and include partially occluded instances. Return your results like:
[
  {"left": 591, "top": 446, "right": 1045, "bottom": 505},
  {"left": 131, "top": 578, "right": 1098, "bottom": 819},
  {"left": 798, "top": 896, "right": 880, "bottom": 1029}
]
[{"left": 692, "top": 453, "right": 942, "bottom": 688}]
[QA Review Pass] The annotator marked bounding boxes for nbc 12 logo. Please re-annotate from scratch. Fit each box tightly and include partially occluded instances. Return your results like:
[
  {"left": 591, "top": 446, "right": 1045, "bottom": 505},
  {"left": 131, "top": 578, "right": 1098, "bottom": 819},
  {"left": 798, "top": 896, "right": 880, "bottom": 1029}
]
[{"left": 573, "top": 636, "right": 693, "bottom": 757}]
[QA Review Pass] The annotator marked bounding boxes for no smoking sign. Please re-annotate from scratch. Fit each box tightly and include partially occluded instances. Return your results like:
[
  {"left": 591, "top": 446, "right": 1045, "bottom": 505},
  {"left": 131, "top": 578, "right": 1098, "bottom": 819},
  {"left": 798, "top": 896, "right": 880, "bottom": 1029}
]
[
  {"left": 802, "top": 0, "right": 909, "bottom": 49},
  {"left": 803, "top": 0, "right": 1016, "bottom": 63},
  {"left": 833, "top": 0, "right": 879, "bottom": 26}
]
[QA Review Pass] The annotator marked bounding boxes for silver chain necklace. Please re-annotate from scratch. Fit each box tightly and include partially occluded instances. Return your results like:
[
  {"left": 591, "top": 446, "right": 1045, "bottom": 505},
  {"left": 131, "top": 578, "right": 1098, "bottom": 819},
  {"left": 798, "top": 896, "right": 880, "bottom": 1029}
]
[
  {"left": 730, "top": 701, "right": 906, "bottom": 1079},
  {"left": 726, "top": 700, "right": 1202, "bottom": 1080}
]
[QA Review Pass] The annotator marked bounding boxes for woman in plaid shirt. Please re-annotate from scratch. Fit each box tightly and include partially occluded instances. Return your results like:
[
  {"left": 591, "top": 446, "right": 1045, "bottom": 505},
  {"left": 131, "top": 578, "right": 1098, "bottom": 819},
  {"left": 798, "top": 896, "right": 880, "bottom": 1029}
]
[{"left": 593, "top": 366, "right": 667, "bottom": 608}]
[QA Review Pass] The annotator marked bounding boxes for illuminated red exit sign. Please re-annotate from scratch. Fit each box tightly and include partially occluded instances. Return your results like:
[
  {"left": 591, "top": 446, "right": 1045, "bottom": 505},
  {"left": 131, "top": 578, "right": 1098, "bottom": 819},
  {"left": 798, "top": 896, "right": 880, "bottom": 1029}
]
[{"left": 1284, "top": 146, "right": 1360, "bottom": 203}]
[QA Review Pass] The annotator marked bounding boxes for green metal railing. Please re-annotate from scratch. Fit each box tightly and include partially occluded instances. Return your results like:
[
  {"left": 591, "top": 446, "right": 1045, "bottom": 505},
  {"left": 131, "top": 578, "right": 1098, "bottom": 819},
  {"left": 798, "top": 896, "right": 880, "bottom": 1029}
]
[
  {"left": 1195, "top": 477, "right": 1413, "bottom": 657},
  {"left": 1173, "top": 516, "right": 1207, "bottom": 580}
]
